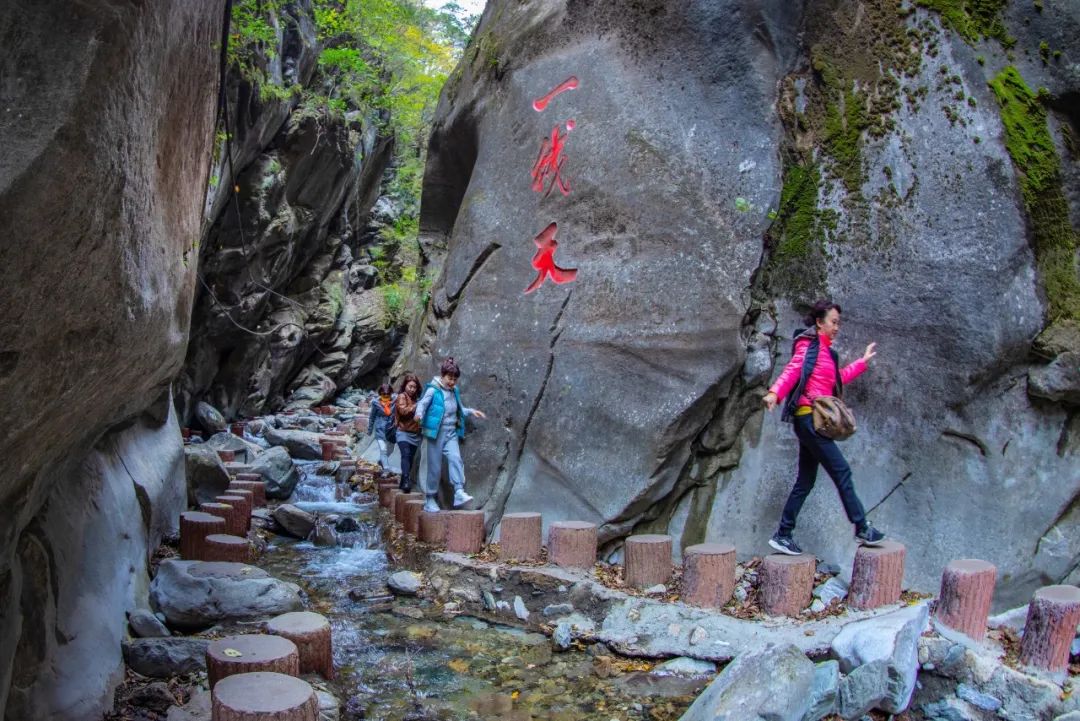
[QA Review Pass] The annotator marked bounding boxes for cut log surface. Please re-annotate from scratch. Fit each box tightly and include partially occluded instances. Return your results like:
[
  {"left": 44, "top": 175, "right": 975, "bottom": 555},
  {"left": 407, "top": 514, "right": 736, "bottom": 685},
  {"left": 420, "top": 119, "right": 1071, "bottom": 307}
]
[
  {"left": 379, "top": 487, "right": 402, "bottom": 509},
  {"left": 1018, "top": 585, "right": 1080, "bottom": 673},
  {"left": 848, "top": 541, "right": 906, "bottom": 610},
  {"left": 203, "top": 534, "right": 251, "bottom": 564},
  {"left": 201, "top": 503, "right": 242, "bottom": 539},
  {"left": 206, "top": 634, "right": 300, "bottom": 689},
  {"left": 444, "top": 511, "right": 485, "bottom": 554},
  {"left": 215, "top": 495, "right": 250, "bottom": 536},
  {"left": 180, "top": 511, "right": 227, "bottom": 561},
  {"left": 761, "top": 554, "right": 816, "bottom": 617},
  {"left": 266, "top": 611, "right": 333, "bottom": 680},
  {"left": 624, "top": 534, "right": 673, "bottom": 589},
  {"left": 681, "top": 543, "right": 736, "bottom": 608},
  {"left": 394, "top": 493, "right": 425, "bottom": 522},
  {"left": 229, "top": 480, "right": 267, "bottom": 508},
  {"left": 403, "top": 500, "right": 426, "bottom": 536},
  {"left": 934, "top": 559, "right": 997, "bottom": 640},
  {"left": 548, "top": 521, "right": 597, "bottom": 569},
  {"left": 211, "top": 672, "right": 318, "bottom": 721},
  {"left": 236, "top": 473, "right": 262, "bottom": 482},
  {"left": 499, "top": 513, "right": 542, "bottom": 561},
  {"left": 419, "top": 511, "right": 447, "bottom": 546}
]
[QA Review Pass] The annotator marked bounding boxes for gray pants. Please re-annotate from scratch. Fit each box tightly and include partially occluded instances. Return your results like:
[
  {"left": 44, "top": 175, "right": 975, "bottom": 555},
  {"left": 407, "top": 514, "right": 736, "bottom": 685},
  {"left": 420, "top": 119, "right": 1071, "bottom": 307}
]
[{"left": 423, "top": 427, "right": 466, "bottom": 496}]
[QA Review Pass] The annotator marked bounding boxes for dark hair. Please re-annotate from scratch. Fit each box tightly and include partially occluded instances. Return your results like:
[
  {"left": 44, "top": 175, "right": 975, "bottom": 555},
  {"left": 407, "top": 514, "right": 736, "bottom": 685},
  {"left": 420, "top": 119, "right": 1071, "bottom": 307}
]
[
  {"left": 377, "top": 383, "right": 393, "bottom": 396},
  {"left": 804, "top": 300, "right": 842, "bottom": 327},
  {"left": 439, "top": 357, "right": 461, "bottom": 378},
  {"left": 398, "top": 372, "right": 422, "bottom": 399}
]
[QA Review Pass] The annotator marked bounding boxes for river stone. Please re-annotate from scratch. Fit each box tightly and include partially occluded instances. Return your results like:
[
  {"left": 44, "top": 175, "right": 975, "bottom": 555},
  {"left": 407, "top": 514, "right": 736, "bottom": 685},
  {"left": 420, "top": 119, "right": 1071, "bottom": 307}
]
[
  {"left": 955, "top": 683, "right": 1002, "bottom": 712},
  {"left": 149, "top": 560, "right": 302, "bottom": 628},
  {"left": 264, "top": 427, "right": 324, "bottom": 460},
  {"left": 805, "top": 660, "right": 839, "bottom": 721},
  {"left": 251, "top": 445, "right": 301, "bottom": 499},
  {"left": 514, "top": 595, "right": 530, "bottom": 621},
  {"left": 677, "top": 644, "right": 816, "bottom": 721},
  {"left": 184, "top": 444, "right": 232, "bottom": 506},
  {"left": 387, "top": 571, "right": 422, "bottom": 595},
  {"left": 921, "top": 697, "right": 982, "bottom": 721},
  {"left": 128, "top": 609, "right": 171, "bottom": 638},
  {"left": 814, "top": 577, "right": 850, "bottom": 606},
  {"left": 121, "top": 637, "right": 209, "bottom": 677},
  {"left": 273, "top": 504, "right": 316, "bottom": 539},
  {"left": 195, "top": 402, "right": 228, "bottom": 434},
  {"left": 830, "top": 604, "right": 929, "bottom": 714},
  {"left": 837, "top": 661, "right": 892, "bottom": 719},
  {"left": 543, "top": 603, "right": 574, "bottom": 617},
  {"left": 653, "top": 657, "right": 717, "bottom": 676},
  {"left": 203, "top": 431, "right": 264, "bottom": 463}
]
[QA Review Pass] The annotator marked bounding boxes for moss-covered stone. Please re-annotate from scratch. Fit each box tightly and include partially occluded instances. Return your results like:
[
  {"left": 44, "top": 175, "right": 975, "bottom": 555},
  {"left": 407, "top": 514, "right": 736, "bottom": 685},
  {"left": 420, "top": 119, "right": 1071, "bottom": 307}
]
[
  {"left": 989, "top": 66, "right": 1080, "bottom": 322},
  {"left": 915, "top": 0, "right": 1014, "bottom": 46},
  {"left": 761, "top": 161, "right": 834, "bottom": 299}
]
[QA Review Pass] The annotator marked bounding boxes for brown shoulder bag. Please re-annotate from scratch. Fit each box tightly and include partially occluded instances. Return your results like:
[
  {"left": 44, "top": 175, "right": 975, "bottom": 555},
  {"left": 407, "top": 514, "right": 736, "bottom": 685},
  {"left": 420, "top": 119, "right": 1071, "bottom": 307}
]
[{"left": 812, "top": 395, "right": 856, "bottom": 441}]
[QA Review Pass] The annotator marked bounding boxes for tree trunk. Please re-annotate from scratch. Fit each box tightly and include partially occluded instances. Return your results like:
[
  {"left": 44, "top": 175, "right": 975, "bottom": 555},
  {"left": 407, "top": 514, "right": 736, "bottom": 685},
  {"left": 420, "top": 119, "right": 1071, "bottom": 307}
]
[
  {"left": 229, "top": 480, "right": 267, "bottom": 508},
  {"left": 624, "top": 534, "right": 672, "bottom": 589},
  {"left": 848, "top": 540, "right": 906, "bottom": 610},
  {"left": 266, "top": 611, "right": 333, "bottom": 680},
  {"left": 933, "top": 559, "right": 996, "bottom": 640},
  {"left": 1018, "top": 585, "right": 1080, "bottom": 673},
  {"left": 215, "top": 494, "right": 251, "bottom": 535},
  {"left": 681, "top": 543, "right": 736, "bottom": 608},
  {"left": 180, "top": 511, "right": 227, "bottom": 561},
  {"left": 547, "top": 521, "right": 597, "bottom": 569},
  {"left": 206, "top": 634, "right": 300, "bottom": 688},
  {"left": 394, "top": 493, "right": 425, "bottom": 523},
  {"left": 761, "top": 554, "right": 815, "bottom": 617},
  {"left": 210, "top": 672, "right": 318, "bottom": 721},
  {"left": 499, "top": 513, "right": 542, "bottom": 561}
]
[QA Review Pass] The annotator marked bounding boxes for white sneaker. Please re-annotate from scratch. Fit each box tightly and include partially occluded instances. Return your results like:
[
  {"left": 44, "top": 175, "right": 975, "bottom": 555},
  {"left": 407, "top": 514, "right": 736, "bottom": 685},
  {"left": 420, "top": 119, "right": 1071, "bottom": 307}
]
[
  {"left": 452, "top": 489, "right": 473, "bottom": 508},
  {"left": 423, "top": 498, "right": 440, "bottom": 513}
]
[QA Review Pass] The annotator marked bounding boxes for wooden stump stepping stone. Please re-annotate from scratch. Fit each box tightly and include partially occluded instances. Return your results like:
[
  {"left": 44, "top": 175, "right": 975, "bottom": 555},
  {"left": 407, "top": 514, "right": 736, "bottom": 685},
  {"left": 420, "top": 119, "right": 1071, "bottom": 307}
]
[
  {"left": 379, "top": 487, "right": 402, "bottom": 510},
  {"left": 180, "top": 511, "right": 227, "bottom": 561},
  {"left": 224, "top": 489, "right": 255, "bottom": 530},
  {"left": 201, "top": 502, "right": 244, "bottom": 539},
  {"left": 934, "top": 559, "right": 997, "bottom": 640},
  {"left": 681, "top": 543, "right": 736, "bottom": 608},
  {"left": 499, "top": 513, "right": 542, "bottom": 561},
  {"left": 403, "top": 500, "right": 426, "bottom": 536},
  {"left": 1018, "top": 585, "right": 1080, "bottom": 673},
  {"left": 266, "top": 611, "right": 334, "bottom": 680},
  {"left": 203, "top": 534, "right": 252, "bottom": 564},
  {"left": 230, "top": 422, "right": 245, "bottom": 436},
  {"left": 236, "top": 472, "right": 262, "bottom": 482},
  {"left": 229, "top": 480, "right": 267, "bottom": 508},
  {"left": 761, "top": 554, "right": 815, "bottom": 617},
  {"left": 624, "top": 534, "right": 673, "bottom": 589},
  {"left": 394, "top": 493, "right": 424, "bottom": 523},
  {"left": 419, "top": 511, "right": 447, "bottom": 545},
  {"left": 217, "top": 449, "right": 236, "bottom": 463},
  {"left": 211, "top": 671, "right": 318, "bottom": 721},
  {"left": 444, "top": 510, "right": 485, "bottom": 553},
  {"left": 848, "top": 540, "right": 906, "bottom": 610},
  {"left": 215, "top": 494, "right": 251, "bottom": 535},
  {"left": 548, "top": 521, "right": 597, "bottom": 569},
  {"left": 206, "top": 634, "right": 300, "bottom": 688}
]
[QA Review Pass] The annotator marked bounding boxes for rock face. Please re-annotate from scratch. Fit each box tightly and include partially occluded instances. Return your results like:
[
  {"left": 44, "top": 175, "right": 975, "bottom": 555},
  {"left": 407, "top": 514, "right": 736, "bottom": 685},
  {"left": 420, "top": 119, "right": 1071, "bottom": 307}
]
[
  {"left": 0, "top": 2, "right": 220, "bottom": 717},
  {"left": 401, "top": 0, "right": 1080, "bottom": 605},
  {"left": 149, "top": 560, "right": 303, "bottom": 629}
]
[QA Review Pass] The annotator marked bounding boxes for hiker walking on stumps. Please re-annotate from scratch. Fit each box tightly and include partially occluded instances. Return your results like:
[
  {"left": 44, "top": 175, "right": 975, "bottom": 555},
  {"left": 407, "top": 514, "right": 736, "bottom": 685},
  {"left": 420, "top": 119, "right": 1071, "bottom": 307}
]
[
  {"left": 414, "top": 357, "right": 487, "bottom": 512},
  {"left": 394, "top": 373, "right": 423, "bottom": 493},
  {"left": 762, "top": 300, "right": 884, "bottom": 556},
  {"left": 366, "top": 383, "right": 397, "bottom": 471}
]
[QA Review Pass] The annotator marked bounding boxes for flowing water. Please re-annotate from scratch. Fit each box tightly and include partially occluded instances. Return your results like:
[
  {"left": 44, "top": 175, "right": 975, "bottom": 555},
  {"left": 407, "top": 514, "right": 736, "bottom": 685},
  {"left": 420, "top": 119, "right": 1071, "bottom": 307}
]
[{"left": 259, "top": 461, "right": 703, "bottom": 721}]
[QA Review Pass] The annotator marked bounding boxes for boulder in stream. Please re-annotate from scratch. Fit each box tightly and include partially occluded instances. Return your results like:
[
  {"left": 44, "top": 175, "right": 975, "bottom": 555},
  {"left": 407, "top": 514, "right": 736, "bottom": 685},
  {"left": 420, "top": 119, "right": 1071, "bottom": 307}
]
[
  {"left": 250, "top": 445, "right": 301, "bottom": 498},
  {"left": 387, "top": 571, "right": 422, "bottom": 596},
  {"left": 122, "top": 637, "right": 209, "bottom": 677},
  {"left": 195, "top": 401, "right": 228, "bottom": 434},
  {"left": 150, "top": 560, "right": 302, "bottom": 629},
  {"left": 128, "top": 609, "right": 171, "bottom": 638},
  {"left": 184, "top": 444, "right": 233, "bottom": 506},
  {"left": 273, "top": 504, "right": 316, "bottom": 539},
  {"left": 264, "top": 427, "right": 324, "bottom": 460}
]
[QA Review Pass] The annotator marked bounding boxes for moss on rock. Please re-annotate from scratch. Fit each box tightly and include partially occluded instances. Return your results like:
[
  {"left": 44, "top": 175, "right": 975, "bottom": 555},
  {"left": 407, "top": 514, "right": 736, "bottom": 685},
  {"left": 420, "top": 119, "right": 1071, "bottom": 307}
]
[{"left": 915, "top": 0, "right": 1014, "bottom": 46}]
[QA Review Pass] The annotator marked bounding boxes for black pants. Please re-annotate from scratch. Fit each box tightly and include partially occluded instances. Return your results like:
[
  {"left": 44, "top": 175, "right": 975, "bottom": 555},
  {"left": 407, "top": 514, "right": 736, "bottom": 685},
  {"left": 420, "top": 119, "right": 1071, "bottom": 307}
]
[
  {"left": 778, "top": 414, "right": 867, "bottom": 535},
  {"left": 398, "top": 439, "right": 419, "bottom": 492}
]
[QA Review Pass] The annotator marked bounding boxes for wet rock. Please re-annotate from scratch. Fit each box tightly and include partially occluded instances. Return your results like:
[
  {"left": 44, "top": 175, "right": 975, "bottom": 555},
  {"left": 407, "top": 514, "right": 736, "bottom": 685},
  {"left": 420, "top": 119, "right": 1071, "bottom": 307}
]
[
  {"left": 122, "top": 637, "right": 209, "bottom": 677},
  {"left": 388, "top": 571, "right": 422, "bottom": 595},
  {"left": 128, "top": 609, "right": 171, "bottom": 638},
  {"left": 312, "top": 517, "right": 338, "bottom": 546},
  {"left": 653, "top": 657, "right": 717, "bottom": 676},
  {"left": 482, "top": 590, "right": 497, "bottom": 610},
  {"left": 150, "top": 560, "right": 302, "bottom": 628},
  {"left": 543, "top": 603, "right": 574, "bottom": 617},
  {"left": 195, "top": 402, "right": 227, "bottom": 435},
  {"left": 335, "top": 516, "right": 361, "bottom": 533},
  {"left": 553, "top": 621, "right": 573, "bottom": 651},
  {"left": 264, "top": 427, "right": 324, "bottom": 460},
  {"left": 806, "top": 660, "right": 839, "bottom": 720},
  {"left": 274, "top": 504, "right": 316, "bottom": 539},
  {"left": 184, "top": 444, "right": 232, "bottom": 506},
  {"left": 677, "top": 644, "right": 817, "bottom": 721},
  {"left": 449, "top": 587, "right": 481, "bottom": 604},
  {"left": 250, "top": 446, "right": 301, "bottom": 498}
]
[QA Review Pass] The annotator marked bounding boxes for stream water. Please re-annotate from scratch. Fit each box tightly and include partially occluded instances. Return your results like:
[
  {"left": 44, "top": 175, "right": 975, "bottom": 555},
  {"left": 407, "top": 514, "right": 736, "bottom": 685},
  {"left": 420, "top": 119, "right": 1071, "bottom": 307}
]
[{"left": 259, "top": 460, "right": 703, "bottom": 721}]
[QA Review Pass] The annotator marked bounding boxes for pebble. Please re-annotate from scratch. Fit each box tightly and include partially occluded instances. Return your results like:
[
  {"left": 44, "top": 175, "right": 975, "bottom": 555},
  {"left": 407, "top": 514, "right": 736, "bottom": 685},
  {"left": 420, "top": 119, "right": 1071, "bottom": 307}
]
[
  {"left": 482, "top": 590, "right": 497, "bottom": 610},
  {"left": 689, "top": 627, "right": 707, "bottom": 645},
  {"left": 644, "top": 584, "right": 667, "bottom": 595},
  {"left": 553, "top": 620, "right": 573, "bottom": 650},
  {"left": 810, "top": 599, "right": 826, "bottom": 613},
  {"left": 514, "top": 596, "right": 530, "bottom": 621},
  {"left": 956, "top": 683, "right": 1002, "bottom": 712},
  {"left": 543, "top": 603, "right": 574, "bottom": 617}
]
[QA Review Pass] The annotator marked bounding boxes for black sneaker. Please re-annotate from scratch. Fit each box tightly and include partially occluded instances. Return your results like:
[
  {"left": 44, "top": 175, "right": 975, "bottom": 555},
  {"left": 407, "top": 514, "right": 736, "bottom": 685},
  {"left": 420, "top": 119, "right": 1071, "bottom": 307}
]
[
  {"left": 768, "top": 534, "right": 803, "bottom": 556},
  {"left": 856, "top": 524, "right": 886, "bottom": 546}
]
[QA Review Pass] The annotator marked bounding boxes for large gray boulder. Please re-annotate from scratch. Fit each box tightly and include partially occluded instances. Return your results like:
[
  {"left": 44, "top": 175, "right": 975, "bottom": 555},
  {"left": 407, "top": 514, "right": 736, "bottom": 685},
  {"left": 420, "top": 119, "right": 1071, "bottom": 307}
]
[
  {"left": 122, "top": 637, "right": 209, "bottom": 678},
  {"left": 203, "top": 431, "right": 264, "bottom": 463},
  {"left": 127, "top": 609, "right": 170, "bottom": 639},
  {"left": 263, "top": 427, "right": 324, "bottom": 460},
  {"left": 194, "top": 402, "right": 228, "bottom": 435},
  {"left": 250, "top": 445, "right": 302, "bottom": 499},
  {"left": 184, "top": 444, "right": 233, "bottom": 506},
  {"left": 273, "top": 504, "right": 316, "bottom": 539},
  {"left": 149, "top": 560, "right": 302, "bottom": 629},
  {"left": 677, "top": 644, "right": 818, "bottom": 721}
]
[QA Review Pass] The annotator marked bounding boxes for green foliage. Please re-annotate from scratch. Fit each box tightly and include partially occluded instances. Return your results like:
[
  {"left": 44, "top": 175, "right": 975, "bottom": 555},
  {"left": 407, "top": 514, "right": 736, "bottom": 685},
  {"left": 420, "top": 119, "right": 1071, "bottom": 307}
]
[
  {"left": 989, "top": 66, "right": 1080, "bottom": 322},
  {"left": 379, "top": 283, "right": 406, "bottom": 327},
  {"left": 915, "top": 0, "right": 1014, "bottom": 47},
  {"left": 823, "top": 88, "right": 869, "bottom": 193}
]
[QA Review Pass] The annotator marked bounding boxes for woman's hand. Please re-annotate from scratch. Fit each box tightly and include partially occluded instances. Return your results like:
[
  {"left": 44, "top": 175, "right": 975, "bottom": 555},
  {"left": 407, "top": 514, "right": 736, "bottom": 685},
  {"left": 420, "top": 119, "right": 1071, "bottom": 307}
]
[
  {"left": 762, "top": 392, "right": 778, "bottom": 411},
  {"left": 471, "top": 409, "right": 488, "bottom": 420},
  {"left": 862, "top": 342, "right": 877, "bottom": 364}
]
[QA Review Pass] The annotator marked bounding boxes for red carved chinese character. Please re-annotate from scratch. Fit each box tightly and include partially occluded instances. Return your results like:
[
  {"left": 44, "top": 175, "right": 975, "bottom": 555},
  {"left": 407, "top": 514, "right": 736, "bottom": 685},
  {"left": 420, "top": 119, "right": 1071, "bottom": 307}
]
[
  {"left": 524, "top": 222, "right": 577, "bottom": 294},
  {"left": 531, "top": 122, "right": 574, "bottom": 197},
  {"left": 532, "top": 76, "right": 579, "bottom": 112}
]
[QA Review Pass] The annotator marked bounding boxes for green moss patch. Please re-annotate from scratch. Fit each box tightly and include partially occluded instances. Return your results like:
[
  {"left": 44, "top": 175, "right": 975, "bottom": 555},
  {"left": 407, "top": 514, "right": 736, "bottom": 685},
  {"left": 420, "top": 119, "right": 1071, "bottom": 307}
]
[
  {"left": 916, "top": 0, "right": 1014, "bottom": 46},
  {"left": 761, "top": 162, "right": 835, "bottom": 298}
]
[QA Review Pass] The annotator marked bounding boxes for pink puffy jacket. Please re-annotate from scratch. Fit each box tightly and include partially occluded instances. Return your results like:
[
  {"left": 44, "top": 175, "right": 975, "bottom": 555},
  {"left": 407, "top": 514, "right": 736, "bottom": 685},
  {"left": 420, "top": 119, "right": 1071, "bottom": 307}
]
[{"left": 769, "top": 332, "right": 867, "bottom": 406}]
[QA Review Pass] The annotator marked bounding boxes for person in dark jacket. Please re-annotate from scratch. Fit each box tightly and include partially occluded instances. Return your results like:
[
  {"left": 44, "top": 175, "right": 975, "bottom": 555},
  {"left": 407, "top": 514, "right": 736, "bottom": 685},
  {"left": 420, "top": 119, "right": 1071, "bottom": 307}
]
[
  {"left": 394, "top": 373, "right": 423, "bottom": 493},
  {"left": 366, "top": 383, "right": 396, "bottom": 470}
]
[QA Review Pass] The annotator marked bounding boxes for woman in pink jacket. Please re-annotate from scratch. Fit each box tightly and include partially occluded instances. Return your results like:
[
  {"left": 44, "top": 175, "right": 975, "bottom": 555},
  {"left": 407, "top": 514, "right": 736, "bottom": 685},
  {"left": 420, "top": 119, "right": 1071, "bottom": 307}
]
[{"left": 762, "top": 300, "right": 884, "bottom": 555}]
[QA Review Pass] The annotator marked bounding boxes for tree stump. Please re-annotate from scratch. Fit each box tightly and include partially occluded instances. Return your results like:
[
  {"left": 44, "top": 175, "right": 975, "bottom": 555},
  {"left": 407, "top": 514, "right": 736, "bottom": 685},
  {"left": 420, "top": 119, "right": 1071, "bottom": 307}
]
[
  {"left": 217, "top": 449, "right": 236, "bottom": 463},
  {"left": 223, "top": 489, "right": 255, "bottom": 531},
  {"left": 206, "top": 634, "right": 300, "bottom": 688},
  {"left": 320, "top": 440, "right": 337, "bottom": 462},
  {"left": 231, "top": 422, "right": 245, "bottom": 436},
  {"left": 548, "top": 521, "right": 597, "bottom": 569},
  {"left": 499, "top": 513, "right": 542, "bottom": 561},
  {"left": 419, "top": 511, "right": 447, "bottom": 546},
  {"left": 211, "top": 672, "right": 318, "bottom": 721},
  {"left": 215, "top": 494, "right": 251, "bottom": 535},
  {"left": 379, "top": 487, "right": 402, "bottom": 509},
  {"left": 229, "top": 480, "right": 267, "bottom": 508},
  {"left": 848, "top": 540, "right": 907, "bottom": 610},
  {"left": 236, "top": 473, "right": 262, "bottom": 482},
  {"left": 403, "top": 500, "right": 426, "bottom": 536},
  {"left": 1018, "top": 585, "right": 1080, "bottom": 673},
  {"left": 761, "top": 554, "right": 816, "bottom": 617},
  {"left": 444, "top": 511, "right": 485, "bottom": 553},
  {"left": 266, "top": 611, "right": 334, "bottom": 680},
  {"left": 203, "top": 534, "right": 252, "bottom": 564},
  {"left": 201, "top": 502, "right": 243, "bottom": 539},
  {"left": 624, "top": 534, "right": 673, "bottom": 589},
  {"left": 681, "top": 543, "right": 737, "bottom": 608},
  {"left": 394, "top": 493, "right": 425, "bottom": 523},
  {"left": 933, "top": 559, "right": 997, "bottom": 640},
  {"left": 180, "top": 511, "right": 227, "bottom": 561}
]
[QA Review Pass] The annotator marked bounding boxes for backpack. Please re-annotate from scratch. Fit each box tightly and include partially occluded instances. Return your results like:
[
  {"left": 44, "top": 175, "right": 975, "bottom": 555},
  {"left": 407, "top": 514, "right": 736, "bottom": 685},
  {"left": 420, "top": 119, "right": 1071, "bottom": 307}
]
[{"left": 781, "top": 327, "right": 856, "bottom": 440}]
